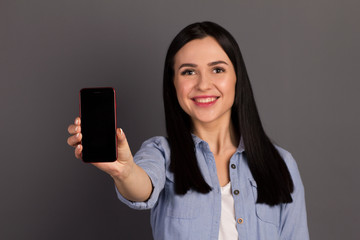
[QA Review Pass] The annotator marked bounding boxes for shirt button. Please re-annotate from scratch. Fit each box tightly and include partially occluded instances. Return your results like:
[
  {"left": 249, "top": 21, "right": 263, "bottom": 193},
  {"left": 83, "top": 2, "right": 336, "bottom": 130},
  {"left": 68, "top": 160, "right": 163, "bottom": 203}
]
[
  {"left": 237, "top": 218, "right": 244, "bottom": 224},
  {"left": 231, "top": 164, "right": 236, "bottom": 169},
  {"left": 233, "top": 190, "right": 239, "bottom": 195}
]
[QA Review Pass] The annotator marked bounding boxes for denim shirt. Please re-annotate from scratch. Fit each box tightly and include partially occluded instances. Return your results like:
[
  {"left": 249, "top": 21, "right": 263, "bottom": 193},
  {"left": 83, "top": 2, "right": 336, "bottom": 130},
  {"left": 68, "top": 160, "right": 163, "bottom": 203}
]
[{"left": 115, "top": 135, "right": 309, "bottom": 240}]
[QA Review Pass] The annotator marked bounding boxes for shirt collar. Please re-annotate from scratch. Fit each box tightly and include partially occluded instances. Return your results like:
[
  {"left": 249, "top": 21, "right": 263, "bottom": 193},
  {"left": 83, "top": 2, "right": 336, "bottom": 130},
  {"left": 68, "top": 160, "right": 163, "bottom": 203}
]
[{"left": 191, "top": 133, "right": 245, "bottom": 154}]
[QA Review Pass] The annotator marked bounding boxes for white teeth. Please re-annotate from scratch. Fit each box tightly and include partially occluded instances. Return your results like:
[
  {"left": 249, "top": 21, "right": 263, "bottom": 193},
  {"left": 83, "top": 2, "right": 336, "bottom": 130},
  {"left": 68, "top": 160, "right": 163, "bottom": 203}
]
[{"left": 195, "top": 97, "right": 217, "bottom": 103}]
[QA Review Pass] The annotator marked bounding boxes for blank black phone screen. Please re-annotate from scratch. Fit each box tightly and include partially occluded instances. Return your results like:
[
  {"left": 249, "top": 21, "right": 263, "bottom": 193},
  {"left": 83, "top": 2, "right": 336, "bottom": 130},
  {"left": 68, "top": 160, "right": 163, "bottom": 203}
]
[{"left": 80, "top": 88, "right": 117, "bottom": 162}]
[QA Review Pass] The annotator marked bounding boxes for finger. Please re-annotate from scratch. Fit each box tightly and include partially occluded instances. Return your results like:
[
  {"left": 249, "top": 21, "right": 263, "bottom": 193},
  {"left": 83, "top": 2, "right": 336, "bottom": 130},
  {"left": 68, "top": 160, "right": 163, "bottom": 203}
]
[
  {"left": 75, "top": 144, "right": 83, "bottom": 159},
  {"left": 67, "top": 132, "right": 82, "bottom": 147},
  {"left": 68, "top": 117, "right": 81, "bottom": 134},
  {"left": 74, "top": 117, "right": 81, "bottom": 125},
  {"left": 68, "top": 124, "right": 81, "bottom": 135}
]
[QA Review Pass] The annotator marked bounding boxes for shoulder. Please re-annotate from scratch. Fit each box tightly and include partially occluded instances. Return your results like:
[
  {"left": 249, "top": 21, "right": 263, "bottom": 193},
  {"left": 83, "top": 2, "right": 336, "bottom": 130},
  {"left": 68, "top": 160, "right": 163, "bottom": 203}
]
[
  {"left": 142, "top": 135, "right": 169, "bottom": 145},
  {"left": 135, "top": 136, "right": 171, "bottom": 160},
  {"left": 274, "top": 145, "right": 304, "bottom": 191},
  {"left": 140, "top": 136, "right": 170, "bottom": 151},
  {"left": 274, "top": 145, "right": 298, "bottom": 171}
]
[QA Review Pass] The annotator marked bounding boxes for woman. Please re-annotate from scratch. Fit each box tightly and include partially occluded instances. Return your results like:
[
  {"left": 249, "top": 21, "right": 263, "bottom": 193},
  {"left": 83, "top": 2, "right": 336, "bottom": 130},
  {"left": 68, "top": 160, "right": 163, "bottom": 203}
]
[{"left": 67, "top": 22, "right": 309, "bottom": 239}]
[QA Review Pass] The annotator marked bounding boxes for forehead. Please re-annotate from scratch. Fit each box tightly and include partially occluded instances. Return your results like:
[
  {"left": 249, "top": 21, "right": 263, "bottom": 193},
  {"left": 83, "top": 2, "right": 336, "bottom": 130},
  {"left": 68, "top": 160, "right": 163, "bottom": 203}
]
[{"left": 174, "top": 36, "right": 230, "bottom": 67}]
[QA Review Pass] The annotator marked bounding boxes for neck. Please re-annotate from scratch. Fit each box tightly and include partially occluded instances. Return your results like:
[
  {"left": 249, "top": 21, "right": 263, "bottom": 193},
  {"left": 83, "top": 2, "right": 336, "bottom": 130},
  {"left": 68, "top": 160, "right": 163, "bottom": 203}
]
[{"left": 192, "top": 120, "right": 238, "bottom": 155}]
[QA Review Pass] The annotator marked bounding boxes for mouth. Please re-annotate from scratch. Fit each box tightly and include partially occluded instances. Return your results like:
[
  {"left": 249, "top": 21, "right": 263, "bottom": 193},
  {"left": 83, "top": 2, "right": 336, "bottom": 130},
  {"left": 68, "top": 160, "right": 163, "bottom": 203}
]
[{"left": 191, "top": 96, "right": 220, "bottom": 106}]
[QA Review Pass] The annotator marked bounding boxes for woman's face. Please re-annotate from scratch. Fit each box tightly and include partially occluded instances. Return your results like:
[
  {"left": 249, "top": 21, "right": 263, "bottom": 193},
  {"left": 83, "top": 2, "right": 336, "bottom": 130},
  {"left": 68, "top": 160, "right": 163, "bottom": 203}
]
[{"left": 173, "top": 36, "right": 236, "bottom": 127}]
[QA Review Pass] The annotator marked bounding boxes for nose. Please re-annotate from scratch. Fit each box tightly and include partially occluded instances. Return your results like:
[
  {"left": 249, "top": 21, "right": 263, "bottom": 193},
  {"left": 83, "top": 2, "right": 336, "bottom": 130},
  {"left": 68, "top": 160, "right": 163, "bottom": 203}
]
[{"left": 196, "top": 72, "right": 212, "bottom": 91}]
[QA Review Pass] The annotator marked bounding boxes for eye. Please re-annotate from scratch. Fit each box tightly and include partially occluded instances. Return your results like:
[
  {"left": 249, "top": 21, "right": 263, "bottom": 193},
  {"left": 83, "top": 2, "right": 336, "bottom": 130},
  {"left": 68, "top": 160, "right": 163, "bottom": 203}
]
[
  {"left": 213, "top": 67, "right": 225, "bottom": 74},
  {"left": 180, "top": 69, "right": 196, "bottom": 76}
]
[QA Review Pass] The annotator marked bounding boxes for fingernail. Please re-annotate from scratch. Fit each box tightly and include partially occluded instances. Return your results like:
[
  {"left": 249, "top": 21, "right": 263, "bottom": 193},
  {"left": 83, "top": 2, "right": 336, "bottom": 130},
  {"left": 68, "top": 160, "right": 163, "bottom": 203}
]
[
  {"left": 75, "top": 126, "right": 79, "bottom": 132},
  {"left": 77, "top": 144, "right": 81, "bottom": 149},
  {"left": 76, "top": 133, "right": 80, "bottom": 137},
  {"left": 120, "top": 128, "right": 123, "bottom": 136},
  {"left": 75, "top": 119, "right": 79, "bottom": 124}
]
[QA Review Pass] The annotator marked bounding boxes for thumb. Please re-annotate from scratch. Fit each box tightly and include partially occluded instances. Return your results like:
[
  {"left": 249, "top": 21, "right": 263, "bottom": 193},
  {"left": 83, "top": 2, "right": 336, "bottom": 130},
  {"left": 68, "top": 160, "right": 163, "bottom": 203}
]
[
  {"left": 117, "top": 128, "right": 127, "bottom": 147},
  {"left": 116, "top": 128, "right": 132, "bottom": 157}
]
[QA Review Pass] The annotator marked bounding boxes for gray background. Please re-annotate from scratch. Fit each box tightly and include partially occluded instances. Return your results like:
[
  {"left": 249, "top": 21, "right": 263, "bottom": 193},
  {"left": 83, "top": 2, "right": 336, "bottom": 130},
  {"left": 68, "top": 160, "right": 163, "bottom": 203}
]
[{"left": 1, "top": 0, "right": 359, "bottom": 239}]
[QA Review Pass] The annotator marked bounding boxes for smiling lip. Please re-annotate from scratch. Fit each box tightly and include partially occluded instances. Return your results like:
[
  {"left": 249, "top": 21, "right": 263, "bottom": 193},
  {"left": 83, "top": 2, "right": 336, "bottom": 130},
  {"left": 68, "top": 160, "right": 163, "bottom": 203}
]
[{"left": 192, "top": 96, "right": 219, "bottom": 107}]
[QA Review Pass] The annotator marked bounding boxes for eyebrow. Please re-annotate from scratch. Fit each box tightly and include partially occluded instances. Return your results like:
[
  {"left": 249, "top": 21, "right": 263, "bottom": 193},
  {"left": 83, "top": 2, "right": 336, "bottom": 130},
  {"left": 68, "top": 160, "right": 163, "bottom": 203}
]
[
  {"left": 178, "top": 63, "right": 197, "bottom": 69},
  {"left": 178, "top": 61, "right": 228, "bottom": 70},
  {"left": 208, "top": 60, "right": 228, "bottom": 66}
]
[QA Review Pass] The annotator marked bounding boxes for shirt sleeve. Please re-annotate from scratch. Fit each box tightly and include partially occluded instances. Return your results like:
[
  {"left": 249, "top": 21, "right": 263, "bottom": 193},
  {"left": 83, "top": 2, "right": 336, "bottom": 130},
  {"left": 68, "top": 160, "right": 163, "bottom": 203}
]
[
  {"left": 279, "top": 152, "right": 310, "bottom": 240},
  {"left": 115, "top": 136, "right": 167, "bottom": 210}
]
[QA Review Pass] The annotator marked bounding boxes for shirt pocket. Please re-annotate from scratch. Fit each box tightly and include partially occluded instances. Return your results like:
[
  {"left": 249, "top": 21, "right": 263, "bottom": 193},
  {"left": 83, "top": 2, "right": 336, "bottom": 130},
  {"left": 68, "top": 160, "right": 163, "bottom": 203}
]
[
  {"left": 165, "top": 172, "right": 200, "bottom": 219},
  {"left": 248, "top": 178, "right": 281, "bottom": 227}
]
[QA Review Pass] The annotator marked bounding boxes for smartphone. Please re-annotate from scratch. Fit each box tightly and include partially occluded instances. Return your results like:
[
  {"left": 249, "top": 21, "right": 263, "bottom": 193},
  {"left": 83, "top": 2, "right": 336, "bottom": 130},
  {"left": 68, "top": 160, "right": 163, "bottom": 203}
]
[{"left": 79, "top": 87, "right": 117, "bottom": 162}]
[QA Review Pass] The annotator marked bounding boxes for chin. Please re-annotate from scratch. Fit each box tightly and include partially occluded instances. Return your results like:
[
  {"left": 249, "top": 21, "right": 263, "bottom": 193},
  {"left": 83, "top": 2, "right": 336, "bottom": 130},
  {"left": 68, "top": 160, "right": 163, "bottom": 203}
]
[
  {"left": 192, "top": 116, "right": 219, "bottom": 124},
  {"left": 190, "top": 110, "right": 232, "bottom": 125}
]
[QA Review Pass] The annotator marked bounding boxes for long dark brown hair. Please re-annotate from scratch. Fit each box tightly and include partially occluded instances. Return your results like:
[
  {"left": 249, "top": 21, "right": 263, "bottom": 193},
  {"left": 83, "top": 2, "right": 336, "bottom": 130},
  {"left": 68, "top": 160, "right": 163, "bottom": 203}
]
[{"left": 163, "top": 21, "right": 293, "bottom": 206}]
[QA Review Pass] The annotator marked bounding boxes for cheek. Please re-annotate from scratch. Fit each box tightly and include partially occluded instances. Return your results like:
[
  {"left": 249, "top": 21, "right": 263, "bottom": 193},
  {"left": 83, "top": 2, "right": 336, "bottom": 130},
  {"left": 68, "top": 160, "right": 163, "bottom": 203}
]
[
  {"left": 176, "top": 88, "right": 190, "bottom": 111},
  {"left": 229, "top": 82, "right": 236, "bottom": 98},
  {"left": 175, "top": 80, "right": 190, "bottom": 101},
  {"left": 218, "top": 78, "right": 236, "bottom": 106},
  {"left": 219, "top": 80, "right": 236, "bottom": 96},
  {"left": 174, "top": 80, "right": 188, "bottom": 109}
]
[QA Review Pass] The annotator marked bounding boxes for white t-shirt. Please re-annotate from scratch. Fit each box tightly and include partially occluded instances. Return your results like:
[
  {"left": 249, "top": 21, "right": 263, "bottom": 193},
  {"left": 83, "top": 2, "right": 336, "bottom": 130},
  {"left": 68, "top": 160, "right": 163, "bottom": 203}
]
[{"left": 219, "top": 182, "right": 239, "bottom": 240}]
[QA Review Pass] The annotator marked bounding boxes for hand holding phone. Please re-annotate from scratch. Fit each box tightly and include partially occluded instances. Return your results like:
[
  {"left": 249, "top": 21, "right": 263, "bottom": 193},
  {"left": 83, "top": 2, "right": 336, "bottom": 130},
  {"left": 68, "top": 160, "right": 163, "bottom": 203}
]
[
  {"left": 66, "top": 89, "right": 153, "bottom": 202},
  {"left": 67, "top": 116, "right": 135, "bottom": 177}
]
